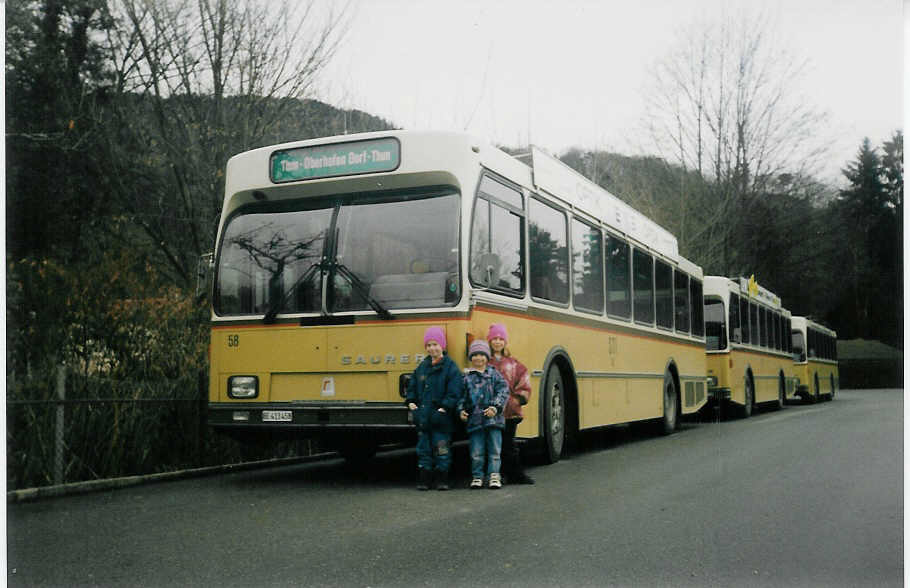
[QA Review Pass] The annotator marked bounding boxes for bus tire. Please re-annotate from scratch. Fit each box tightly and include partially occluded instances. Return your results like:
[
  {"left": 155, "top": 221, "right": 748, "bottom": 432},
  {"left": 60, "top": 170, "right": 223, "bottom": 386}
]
[
  {"left": 813, "top": 374, "right": 820, "bottom": 403},
  {"left": 659, "top": 371, "right": 678, "bottom": 435},
  {"left": 741, "top": 375, "right": 754, "bottom": 419},
  {"left": 542, "top": 366, "right": 566, "bottom": 464}
]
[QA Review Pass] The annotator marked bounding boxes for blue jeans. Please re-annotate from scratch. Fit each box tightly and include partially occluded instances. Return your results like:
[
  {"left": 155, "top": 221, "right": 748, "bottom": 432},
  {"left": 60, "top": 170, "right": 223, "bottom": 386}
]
[
  {"left": 416, "top": 430, "right": 452, "bottom": 472},
  {"left": 469, "top": 428, "right": 503, "bottom": 478}
]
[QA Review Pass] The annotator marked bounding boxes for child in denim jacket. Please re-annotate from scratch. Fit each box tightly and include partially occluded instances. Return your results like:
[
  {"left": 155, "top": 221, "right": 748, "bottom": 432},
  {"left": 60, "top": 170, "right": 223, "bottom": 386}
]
[{"left": 459, "top": 339, "right": 509, "bottom": 489}]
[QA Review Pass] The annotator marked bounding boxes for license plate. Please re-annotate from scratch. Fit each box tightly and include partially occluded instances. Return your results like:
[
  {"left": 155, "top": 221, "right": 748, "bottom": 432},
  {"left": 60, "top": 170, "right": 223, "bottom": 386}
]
[{"left": 262, "top": 410, "right": 292, "bottom": 422}]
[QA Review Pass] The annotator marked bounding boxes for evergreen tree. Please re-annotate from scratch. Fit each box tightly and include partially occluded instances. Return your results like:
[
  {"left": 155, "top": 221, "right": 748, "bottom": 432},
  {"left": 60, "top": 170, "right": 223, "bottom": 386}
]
[{"left": 834, "top": 137, "right": 902, "bottom": 345}]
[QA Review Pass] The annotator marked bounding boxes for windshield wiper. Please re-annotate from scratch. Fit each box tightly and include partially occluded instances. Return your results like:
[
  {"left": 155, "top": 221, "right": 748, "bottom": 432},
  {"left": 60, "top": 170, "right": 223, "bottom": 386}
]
[
  {"left": 263, "top": 258, "right": 393, "bottom": 322},
  {"left": 263, "top": 261, "right": 322, "bottom": 324},
  {"left": 331, "top": 260, "right": 394, "bottom": 320}
]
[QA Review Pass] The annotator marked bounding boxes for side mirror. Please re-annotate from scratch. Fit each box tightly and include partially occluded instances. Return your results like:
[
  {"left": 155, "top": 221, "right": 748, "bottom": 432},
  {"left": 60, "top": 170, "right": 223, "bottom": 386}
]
[
  {"left": 477, "top": 253, "right": 502, "bottom": 287},
  {"left": 196, "top": 252, "right": 214, "bottom": 301}
]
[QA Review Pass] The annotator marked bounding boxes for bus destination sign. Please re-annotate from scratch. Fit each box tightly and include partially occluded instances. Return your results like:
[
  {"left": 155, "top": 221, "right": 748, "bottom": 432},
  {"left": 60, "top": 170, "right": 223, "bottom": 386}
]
[{"left": 270, "top": 137, "right": 400, "bottom": 183}]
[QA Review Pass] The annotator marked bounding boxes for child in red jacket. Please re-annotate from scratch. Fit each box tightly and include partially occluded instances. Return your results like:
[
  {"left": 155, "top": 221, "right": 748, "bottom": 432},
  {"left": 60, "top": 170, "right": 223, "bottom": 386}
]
[{"left": 487, "top": 323, "right": 535, "bottom": 485}]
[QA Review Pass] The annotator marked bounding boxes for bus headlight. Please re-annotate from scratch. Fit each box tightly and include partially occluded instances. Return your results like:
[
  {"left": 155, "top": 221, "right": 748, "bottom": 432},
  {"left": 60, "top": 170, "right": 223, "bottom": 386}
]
[{"left": 228, "top": 376, "right": 259, "bottom": 399}]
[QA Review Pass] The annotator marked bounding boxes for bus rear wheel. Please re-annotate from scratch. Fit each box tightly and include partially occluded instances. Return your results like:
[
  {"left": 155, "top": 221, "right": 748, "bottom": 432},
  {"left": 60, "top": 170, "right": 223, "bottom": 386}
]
[
  {"left": 542, "top": 366, "right": 566, "bottom": 464},
  {"left": 741, "top": 376, "right": 754, "bottom": 419},
  {"left": 659, "top": 372, "right": 678, "bottom": 435}
]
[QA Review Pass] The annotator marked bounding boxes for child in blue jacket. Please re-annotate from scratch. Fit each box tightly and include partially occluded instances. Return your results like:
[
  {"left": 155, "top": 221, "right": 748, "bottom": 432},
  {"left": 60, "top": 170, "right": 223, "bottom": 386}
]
[
  {"left": 459, "top": 339, "right": 510, "bottom": 489},
  {"left": 406, "top": 326, "right": 463, "bottom": 491}
]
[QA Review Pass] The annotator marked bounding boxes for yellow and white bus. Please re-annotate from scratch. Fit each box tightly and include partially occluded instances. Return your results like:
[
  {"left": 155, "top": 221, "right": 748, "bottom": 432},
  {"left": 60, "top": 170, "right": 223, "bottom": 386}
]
[
  {"left": 790, "top": 317, "right": 838, "bottom": 402},
  {"left": 703, "top": 276, "right": 798, "bottom": 417},
  {"left": 206, "top": 130, "right": 707, "bottom": 463}
]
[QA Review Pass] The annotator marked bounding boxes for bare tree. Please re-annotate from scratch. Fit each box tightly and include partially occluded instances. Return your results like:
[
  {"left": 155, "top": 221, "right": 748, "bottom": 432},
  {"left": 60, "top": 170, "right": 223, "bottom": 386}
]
[
  {"left": 102, "top": 0, "right": 349, "bottom": 285},
  {"left": 642, "top": 11, "right": 829, "bottom": 274}
]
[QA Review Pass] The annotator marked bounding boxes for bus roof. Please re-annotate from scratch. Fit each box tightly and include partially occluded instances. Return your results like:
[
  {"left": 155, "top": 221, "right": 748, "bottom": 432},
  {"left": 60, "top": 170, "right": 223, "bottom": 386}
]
[
  {"left": 223, "top": 129, "right": 693, "bottom": 270},
  {"left": 791, "top": 316, "right": 837, "bottom": 336},
  {"left": 704, "top": 275, "right": 785, "bottom": 311},
  {"left": 529, "top": 146, "right": 679, "bottom": 262}
]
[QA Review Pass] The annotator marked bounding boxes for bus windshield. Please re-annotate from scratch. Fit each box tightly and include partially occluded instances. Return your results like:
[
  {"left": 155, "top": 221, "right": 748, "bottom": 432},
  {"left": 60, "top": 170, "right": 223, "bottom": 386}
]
[
  {"left": 704, "top": 298, "right": 726, "bottom": 351},
  {"left": 214, "top": 190, "right": 460, "bottom": 316}
]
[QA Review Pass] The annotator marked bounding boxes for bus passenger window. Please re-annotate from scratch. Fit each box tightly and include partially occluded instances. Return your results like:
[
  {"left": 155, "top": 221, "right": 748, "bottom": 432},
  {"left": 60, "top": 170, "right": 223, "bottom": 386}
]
[
  {"left": 529, "top": 198, "right": 569, "bottom": 304},
  {"left": 749, "top": 302, "right": 759, "bottom": 345},
  {"left": 690, "top": 279, "right": 704, "bottom": 337},
  {"left": 605, "top": 234, "right": 631, "bottom": 319},
  {"left": 674, "top": 270, "right": 689, "bottom": 333},
  {"left": 571, "top": 219, "right": 604, "bottom": 313},
  {"left": 729, "top": 293, "right": 741, "bottom": 342},
  {"left": 740, "top": 297, "right": 750, "bottom": 344},
  {"left": 633, "top": 248, "right": 654, "bottom": 324},
  {"left": 655, "top": 260, "right": 673, "bottom": 329}
]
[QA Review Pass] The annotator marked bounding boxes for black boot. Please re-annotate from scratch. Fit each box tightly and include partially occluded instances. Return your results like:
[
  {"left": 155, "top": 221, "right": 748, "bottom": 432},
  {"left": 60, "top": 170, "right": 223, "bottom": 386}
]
[
  {"left": 417, "top": 468, "right": 432, "bottom": 490},
  {"left": 435, "top": 469, "right": 449, "bottom": 491},
  {"left": 510, "top": 469, "right": 535, "bottom": 485}
]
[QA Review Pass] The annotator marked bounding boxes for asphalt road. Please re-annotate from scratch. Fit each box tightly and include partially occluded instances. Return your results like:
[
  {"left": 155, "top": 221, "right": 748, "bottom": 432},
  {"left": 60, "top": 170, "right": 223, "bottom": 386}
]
[{"left": 7, "top": 389, "right": 903, "bottom": 587}]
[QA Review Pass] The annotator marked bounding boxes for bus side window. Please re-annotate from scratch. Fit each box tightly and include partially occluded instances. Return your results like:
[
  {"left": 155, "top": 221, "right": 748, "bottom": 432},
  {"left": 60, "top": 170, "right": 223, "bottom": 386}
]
[
  {"left": 605, "top": 234, "right": 631, "bottom": 319},
  {"left": 690, "top": 278, "right": 704, "bottom": 337},
  {"left": 529, "top": 197, "right": 569, "bottom": 304},
  {"left": 749, "top": 302, "right": 759, "bottom": 346},
  {"left": 674, "top": 270, "right": 689, "bottom": 333},
  {"left": 633, "top": 248, "right": 654, "bottom": 325},
  {"left": 729, "top": 293, "right": 741, "bottom": 343},
  {"left": 470, "top": 175, "right": 525, "bottom": 293},
  {"left": 655, "top": 259, "right": 673, "bottom": 329},
  {"left": 571, "top": 218, "right": 604, "bottom": 313}
]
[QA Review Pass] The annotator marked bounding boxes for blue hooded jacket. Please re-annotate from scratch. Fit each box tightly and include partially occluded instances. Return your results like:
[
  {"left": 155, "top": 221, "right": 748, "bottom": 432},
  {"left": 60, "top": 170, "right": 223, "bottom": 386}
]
[
  {"left": 459, "top": 366, "right": 509, "bottom": 433},
  {"left": 405, "top": 354, "right": 463, "bottom": 434}
]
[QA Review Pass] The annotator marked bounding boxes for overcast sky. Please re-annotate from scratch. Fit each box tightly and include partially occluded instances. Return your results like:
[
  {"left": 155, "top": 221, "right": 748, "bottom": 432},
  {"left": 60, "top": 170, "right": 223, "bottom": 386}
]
[{"left": 316, "top": 0, "right": 903, "bottom": 185}]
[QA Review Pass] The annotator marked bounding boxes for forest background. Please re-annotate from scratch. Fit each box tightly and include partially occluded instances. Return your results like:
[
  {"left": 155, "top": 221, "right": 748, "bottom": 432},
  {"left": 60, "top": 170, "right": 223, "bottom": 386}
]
[{"left": 5, "top": 0, "right": 903, "bottom": 490}]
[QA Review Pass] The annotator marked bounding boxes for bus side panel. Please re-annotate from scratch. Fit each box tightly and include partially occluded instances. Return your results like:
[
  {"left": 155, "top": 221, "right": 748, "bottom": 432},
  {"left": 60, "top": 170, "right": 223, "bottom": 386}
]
[
  {"left": 470, "top": 307, "right": 706, "bottom": 437},
  {"left": 754, "top": 356, "right": 787, "bottom": 404}
]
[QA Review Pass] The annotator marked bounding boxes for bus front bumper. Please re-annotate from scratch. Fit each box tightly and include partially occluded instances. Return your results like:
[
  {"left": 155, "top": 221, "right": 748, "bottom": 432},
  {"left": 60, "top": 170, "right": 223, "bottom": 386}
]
[{"left": 208, "top": 402, "right": 413, "bottom": 432}]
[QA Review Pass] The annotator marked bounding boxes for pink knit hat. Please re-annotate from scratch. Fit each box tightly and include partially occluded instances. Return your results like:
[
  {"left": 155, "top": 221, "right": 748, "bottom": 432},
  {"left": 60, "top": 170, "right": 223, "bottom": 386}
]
[
  {"left": 423, "top": 326, "right": 446, "bottom": 349},
  {"left": 487, "top": 323, "right": 508, "bottom": 343}
]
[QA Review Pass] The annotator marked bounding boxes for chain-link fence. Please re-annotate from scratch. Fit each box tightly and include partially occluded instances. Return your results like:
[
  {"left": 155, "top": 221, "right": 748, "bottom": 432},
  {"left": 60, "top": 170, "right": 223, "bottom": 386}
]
[{"left": 7, "top": 368, "right": 312, "bottom": 491}]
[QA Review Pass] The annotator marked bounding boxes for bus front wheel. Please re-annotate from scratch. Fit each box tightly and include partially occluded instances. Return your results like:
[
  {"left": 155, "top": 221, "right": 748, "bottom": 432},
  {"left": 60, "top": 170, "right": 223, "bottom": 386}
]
[{"left": 542, "top": 366, "right": 566, "bottom": 464}]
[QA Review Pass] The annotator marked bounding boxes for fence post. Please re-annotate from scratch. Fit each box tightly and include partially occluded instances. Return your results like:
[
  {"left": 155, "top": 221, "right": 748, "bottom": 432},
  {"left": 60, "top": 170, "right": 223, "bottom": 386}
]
[{"left": 54, "top": 365, "right": 66, "bottom": 485}]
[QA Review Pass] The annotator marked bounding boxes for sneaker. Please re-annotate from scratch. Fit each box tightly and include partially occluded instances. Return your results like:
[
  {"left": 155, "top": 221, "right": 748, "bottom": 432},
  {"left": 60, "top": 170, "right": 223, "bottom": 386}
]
[
  {"left": 470, "top": 478, "right": 483, "bottom": 489},
  {"left": 488, "top": 473, "right": 502, "bottom": 489}
]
